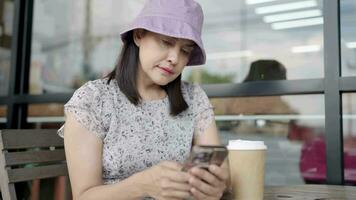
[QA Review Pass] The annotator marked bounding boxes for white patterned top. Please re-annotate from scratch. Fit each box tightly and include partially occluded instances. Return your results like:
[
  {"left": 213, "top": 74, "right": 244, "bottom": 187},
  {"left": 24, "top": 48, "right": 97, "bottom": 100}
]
[{"left": 57, "top": 78, "right": 214, "bottom": 196}]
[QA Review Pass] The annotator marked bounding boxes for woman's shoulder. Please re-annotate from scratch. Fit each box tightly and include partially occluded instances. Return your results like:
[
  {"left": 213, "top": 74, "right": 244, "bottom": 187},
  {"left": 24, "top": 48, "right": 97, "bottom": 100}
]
[
  {"left": 181, "top": 81, "right": 206, "bottom": 97},
  {"left": 73, "top": 78, "right": 118, "bottom": 98},
  {"left": 181, "top": 81, "right": 208, "bottom": 105},
  {"left": 78, "top": 78, "right": 113, "bottom": 92},
  {"left": 66, "top": 78, "right": 116, "bottom": 106}
]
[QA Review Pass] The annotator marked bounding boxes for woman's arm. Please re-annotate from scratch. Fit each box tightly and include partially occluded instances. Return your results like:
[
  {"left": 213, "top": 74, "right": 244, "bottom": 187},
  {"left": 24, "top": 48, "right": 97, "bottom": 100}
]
[
  {"left": 193, "top": 120, "right": 230, "bottom": 184},
  {"left": 64, "top": 113, "right": 146, "bottom": 200},
  {"left": 190, "top": 120, "right": 231, "bottom": 200},
  {"left": 193, "top": 120, "right": 221, "bottom": 146}
]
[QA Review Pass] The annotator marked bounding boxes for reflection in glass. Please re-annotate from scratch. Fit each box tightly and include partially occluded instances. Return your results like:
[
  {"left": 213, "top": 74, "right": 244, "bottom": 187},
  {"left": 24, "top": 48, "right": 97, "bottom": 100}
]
[
  {"left": 31, "top": 0, "right": 325, "bottom": 91},
  {"left": 27, "top": 104, "right": 64, "bottom": 128},
  {"left": 0, "top": 105, "right": 7, "bottom": 126},
  {"left": 341, "top": 1, "right": 356, "bottom": 77},
  {"left": 342, "top": 93, "right": 356, "bottom": 185},
  {"left": 211, "top": 95, "right": 325, "bottom": 185},
  {"left": 0, "top": 0, "right": 14, "bottom": 96},
  {"left": 30, "top": 0, "right": 144, "bottom": 94},
  {"left": 183, "top": 0, "right": 324, "bottom": 84}
]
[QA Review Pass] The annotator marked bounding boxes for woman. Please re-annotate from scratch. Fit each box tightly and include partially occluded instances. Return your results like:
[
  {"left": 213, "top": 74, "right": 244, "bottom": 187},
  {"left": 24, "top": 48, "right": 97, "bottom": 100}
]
[{"left": 58, "top": 0, "right": 229, "bottom": 199}]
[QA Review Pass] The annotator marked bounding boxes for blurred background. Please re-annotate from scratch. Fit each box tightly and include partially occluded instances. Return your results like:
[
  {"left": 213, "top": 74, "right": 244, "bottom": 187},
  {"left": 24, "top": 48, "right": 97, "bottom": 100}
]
[{"left": 1, "top": 0, "right": 356, "bottom": 193}]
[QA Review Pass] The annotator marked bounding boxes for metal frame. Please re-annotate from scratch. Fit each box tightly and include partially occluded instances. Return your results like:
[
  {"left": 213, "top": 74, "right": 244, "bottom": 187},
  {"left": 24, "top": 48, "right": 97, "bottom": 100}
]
[
  {"left": 323, "top": 0, "right": 344, "bottom": 184},
  {"left": 5, "top": 0, "right": 34, "bottom": 129},
  {"left": 203, "top": 78, "right": 324, "bottom": 97},
  {"left": 0, "top": 93, "right": 72, "bottom": 104},
  {"left": 0, "top": 0, "right": 354, "bottom": 185}
]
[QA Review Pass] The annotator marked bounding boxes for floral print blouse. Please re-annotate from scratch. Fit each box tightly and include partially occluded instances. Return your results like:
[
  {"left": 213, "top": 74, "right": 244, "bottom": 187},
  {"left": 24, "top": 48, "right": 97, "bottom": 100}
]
[{"left": 58, "top": 78, "right": 214, "bottom": 198}]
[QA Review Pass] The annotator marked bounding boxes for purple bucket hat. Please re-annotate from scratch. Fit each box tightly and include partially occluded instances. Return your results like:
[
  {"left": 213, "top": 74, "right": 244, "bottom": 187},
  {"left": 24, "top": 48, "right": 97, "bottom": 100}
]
[{"left": 120, "top": 0, "right": 206, "bottom": 66}]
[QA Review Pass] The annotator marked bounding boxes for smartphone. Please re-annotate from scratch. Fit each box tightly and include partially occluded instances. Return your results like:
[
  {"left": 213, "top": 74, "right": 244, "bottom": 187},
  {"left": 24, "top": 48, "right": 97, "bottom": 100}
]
[{"left": 182, "top": 145, "right": 228, "bottom": 171}]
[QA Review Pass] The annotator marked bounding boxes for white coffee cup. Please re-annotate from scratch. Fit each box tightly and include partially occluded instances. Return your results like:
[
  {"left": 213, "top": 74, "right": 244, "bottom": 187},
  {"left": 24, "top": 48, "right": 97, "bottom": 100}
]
[{"left": 227, "top": 140, "right": 267, "bottom": 200}]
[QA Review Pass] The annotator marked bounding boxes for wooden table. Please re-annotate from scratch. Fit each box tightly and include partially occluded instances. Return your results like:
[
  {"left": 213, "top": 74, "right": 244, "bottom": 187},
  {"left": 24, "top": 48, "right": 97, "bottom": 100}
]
[
  {"left": 264, "top": 184, "right": 356, "bottom": 200},
  {"left": 27, "top": 183, "right": 355, "bottom": 199}
]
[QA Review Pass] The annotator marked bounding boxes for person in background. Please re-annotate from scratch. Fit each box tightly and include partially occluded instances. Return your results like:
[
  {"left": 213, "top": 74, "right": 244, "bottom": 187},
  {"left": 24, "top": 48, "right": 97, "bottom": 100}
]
[
  {"left": 243, "top": 59, "right": 286, "bottom": 82},
  {"left": 58, "top": 0, "right": 229, "bottom": 199}
]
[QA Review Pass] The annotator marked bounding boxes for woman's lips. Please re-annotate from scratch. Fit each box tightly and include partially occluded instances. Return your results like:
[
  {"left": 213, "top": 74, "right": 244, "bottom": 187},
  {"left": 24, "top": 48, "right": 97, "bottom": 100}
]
[{"left": 158, "top": 66, "right": 174, "bottom": 75}]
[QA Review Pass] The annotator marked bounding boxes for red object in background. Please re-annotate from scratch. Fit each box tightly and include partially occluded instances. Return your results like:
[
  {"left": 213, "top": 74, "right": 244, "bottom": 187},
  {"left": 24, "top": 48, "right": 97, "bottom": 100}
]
[
  {"left": 289, "top": 122, "right": 356, "bottom": 185},
  {"left": 299, "top": 136, "right": 327, "bottom": 183}
]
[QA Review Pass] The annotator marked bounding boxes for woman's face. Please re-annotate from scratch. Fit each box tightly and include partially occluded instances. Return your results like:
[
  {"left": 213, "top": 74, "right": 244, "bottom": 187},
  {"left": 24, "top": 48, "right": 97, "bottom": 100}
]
[{"left": 134, "top": 30, "right": 195, "bottom": 86}]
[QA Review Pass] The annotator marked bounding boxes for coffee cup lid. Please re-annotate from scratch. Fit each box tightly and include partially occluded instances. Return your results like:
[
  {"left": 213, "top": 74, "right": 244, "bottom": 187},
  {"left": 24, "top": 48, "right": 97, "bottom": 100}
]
[{"left": 227, "top": 139, "right": 267, "bottom": 150}]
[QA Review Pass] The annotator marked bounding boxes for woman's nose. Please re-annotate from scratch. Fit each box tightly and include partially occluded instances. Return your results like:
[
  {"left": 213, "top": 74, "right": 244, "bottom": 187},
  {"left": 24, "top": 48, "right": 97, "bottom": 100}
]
[{"left": 167, "top": 47, "right": 180, "bottom": 64}]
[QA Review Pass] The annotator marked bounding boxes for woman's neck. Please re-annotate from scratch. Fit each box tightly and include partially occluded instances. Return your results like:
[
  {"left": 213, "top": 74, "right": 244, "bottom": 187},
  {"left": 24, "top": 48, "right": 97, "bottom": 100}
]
[
  {"left": 138, "top": 85, "right": 167, "bottom": 101},
  {"left": 136, "top": 68, "right": 166, "bottom": 101}
]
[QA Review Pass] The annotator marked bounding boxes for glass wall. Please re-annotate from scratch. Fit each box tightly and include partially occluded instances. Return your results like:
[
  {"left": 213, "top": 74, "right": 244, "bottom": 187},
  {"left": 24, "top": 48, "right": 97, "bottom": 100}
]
[
  {"left": 24, "top": 0, "right": 350, "bottom": 188},
  {"left": 30, "top": 0, "right": 326, "bottom": 93},
  {"left": 340, "top": 0, "right": 356, "bottom": 185},
  {"left": 183, "top": 0, "right": 324, "bottom": 84},
  {"left": 0, "top": 0, "right": 14, "bottom": 96},
  {"left": 211, "top": 94, "right": 325, "bottom": 185},
  {"left": 341, "top": 0, "right": 356, "bottom": 77},
  {"left": 28, "top": 0, "right": 330, "bottom": 186},
  {"left": 342, "top": 93, "right": 356, "bottom": 185}
]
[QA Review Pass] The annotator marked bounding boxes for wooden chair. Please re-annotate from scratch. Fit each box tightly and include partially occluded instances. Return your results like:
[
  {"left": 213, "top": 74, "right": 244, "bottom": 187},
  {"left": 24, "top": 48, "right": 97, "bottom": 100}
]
[{"left": 0, "top": 129, "right": 69, "bottom": 200}]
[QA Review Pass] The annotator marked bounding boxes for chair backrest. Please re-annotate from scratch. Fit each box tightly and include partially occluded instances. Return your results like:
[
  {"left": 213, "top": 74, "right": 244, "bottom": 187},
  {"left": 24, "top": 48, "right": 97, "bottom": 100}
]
[{"left": 0, "top": 129, "right": 68, "bottom": 200}]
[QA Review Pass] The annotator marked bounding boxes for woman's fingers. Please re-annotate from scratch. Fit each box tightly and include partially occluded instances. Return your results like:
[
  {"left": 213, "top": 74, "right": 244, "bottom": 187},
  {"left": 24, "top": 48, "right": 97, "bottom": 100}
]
[
  {"left": 188, "top": 166, "right": 228, "bottom": 199},
  {"left": 159, "top": 176, "right": 192, "bottom": 199},
  {"left": 160, "top": 178, "right": 192, "bottom": 191},
  {"left": 188, "top": 174, "right": 219, "bottom": 196},
  {"left": 162, "top": 189, "right": 192, "bottom": 199},
  {"left": 191, "top": 187, "right": 209, "bottom": 200},
  {"left": 164, "top": 169, "right": 193, "bottom": 183},
  {"left": 190, "top": 167, "right": 221, "bottom": 187},
  {"left": 208, "top": 165, "right": 229, "bottom": 182}
]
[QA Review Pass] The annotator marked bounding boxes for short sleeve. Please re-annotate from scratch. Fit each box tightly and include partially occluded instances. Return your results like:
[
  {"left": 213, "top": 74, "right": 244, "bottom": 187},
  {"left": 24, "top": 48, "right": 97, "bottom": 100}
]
[
  {"left": 191, "top": 84, "right": 215, "bottom": 136},
  {"left": 57, "top": 82, "right": 106, "bottom": 140}
]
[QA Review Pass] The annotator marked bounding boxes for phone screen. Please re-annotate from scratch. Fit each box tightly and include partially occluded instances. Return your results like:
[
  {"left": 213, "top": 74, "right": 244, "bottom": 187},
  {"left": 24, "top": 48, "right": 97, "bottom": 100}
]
[{"left": 182, "top": 145, "right": 228, "bottom": 171}]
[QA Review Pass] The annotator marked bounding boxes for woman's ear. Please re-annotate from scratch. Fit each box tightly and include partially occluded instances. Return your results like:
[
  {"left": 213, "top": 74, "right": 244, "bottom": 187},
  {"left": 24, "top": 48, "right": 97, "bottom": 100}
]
[{"left": 133, "top": 29, "right": 146, "bottom": 47}]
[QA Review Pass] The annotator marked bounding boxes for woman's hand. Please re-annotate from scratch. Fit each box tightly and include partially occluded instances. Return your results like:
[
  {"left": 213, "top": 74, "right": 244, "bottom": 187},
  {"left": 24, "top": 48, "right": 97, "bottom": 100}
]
[
  {"left": 137, "top": 161, "right": 194, "bottom": 200},
  {"left": 188, "top": 165, "right": 229, "bottom": 200}
]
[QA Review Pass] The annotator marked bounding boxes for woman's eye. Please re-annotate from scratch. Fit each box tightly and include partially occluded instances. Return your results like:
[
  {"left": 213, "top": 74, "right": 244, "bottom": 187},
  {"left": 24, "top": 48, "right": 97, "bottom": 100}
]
[
  {"left": 161, "top": 39, "right": 172, "bottom": 46},
  {"left": 181, "top": 48, "right": 192, "bottom": 55},
  {"left": 181, "top": 49, "right": 190, "bottom": 55}
]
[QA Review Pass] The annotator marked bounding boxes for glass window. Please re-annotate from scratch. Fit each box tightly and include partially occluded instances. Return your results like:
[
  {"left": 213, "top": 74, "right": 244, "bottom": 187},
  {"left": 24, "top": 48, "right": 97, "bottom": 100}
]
[
  {"left": 342, "top": 93, "right": 356, "bottom": 185},
  {"left": 31, "top": 0, "right": 325, "bottom": 92},
  {"left": 341, "top": 1, "right": 356, "bottom": 77},
  {"left": 27, "top": 103, "right": 64, "bottom": 128},
  {"left": 0, "top": 0, "right": 14, "bottom": 96},
  {"left": 30, "top": 0, "right": 144, "bottom": 94},
  {"left": 183, "top": 0, "right": 324, "bottom": 84},
  {"left": 211, "top": 94, "right": 325, "bottom": 185}
]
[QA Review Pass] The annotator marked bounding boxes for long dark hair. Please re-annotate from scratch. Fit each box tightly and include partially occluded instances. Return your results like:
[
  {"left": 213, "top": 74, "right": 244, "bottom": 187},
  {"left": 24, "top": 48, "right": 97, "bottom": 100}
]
[{"left": 106, "top": 31, "right": 188, "bottom": 116}]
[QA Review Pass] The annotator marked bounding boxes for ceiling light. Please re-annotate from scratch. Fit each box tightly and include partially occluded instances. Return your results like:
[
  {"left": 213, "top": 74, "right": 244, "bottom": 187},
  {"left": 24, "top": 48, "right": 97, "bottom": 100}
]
[
  {"left": 263, "top": 9, "right": 322, "bottom": 23},
  {"left": 271, "top": 17, "right": 323, "bottom": 30},
  {"left": 207, "top": 50, "right": 253, "bottom": 60},
  {"left": 246, "top": 0, "right": 279, "bottom": 5},
  {"left": 291, "top": 45, "right": 321, "bottom": 53},
  {"left": 346, "top": 42, "right": 356, "bottom": 49},
  {"left": 255, "top": 0, "right": 317, "bottom": 14}
]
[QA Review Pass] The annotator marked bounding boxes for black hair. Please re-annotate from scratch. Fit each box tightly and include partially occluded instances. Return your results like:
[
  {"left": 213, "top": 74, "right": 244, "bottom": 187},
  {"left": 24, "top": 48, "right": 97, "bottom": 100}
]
[{"left": 106, "top": 31, "right": 188, "bottom": 116}]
